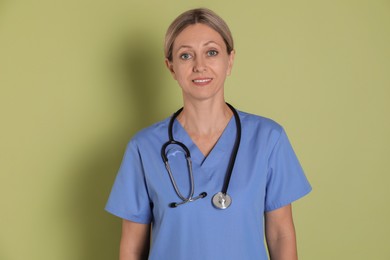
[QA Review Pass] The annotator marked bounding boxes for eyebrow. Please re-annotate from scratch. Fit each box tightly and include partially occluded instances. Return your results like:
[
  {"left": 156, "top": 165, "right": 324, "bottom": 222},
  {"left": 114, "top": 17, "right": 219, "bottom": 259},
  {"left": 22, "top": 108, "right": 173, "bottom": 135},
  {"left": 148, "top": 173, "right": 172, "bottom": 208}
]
[
  {"left": 176, "top": 41, "right": 221, "bottom": 52},
  {"left": 204, "top": 40, "right": 220, "bottom": 46}
]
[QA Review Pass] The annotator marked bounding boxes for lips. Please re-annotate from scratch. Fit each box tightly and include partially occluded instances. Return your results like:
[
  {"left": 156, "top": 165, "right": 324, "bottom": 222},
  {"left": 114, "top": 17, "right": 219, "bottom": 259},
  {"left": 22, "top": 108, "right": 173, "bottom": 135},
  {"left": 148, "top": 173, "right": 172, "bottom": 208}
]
[{"left": 192, "top": 78, "right": 212, "bottom": 85}]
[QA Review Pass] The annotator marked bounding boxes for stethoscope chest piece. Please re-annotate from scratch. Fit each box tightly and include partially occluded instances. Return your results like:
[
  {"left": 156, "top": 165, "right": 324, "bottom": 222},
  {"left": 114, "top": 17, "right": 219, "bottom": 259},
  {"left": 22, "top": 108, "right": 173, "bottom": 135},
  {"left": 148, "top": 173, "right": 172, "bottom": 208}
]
[{"left": 212, "top": 192, "right": 232, "bottom": 209}]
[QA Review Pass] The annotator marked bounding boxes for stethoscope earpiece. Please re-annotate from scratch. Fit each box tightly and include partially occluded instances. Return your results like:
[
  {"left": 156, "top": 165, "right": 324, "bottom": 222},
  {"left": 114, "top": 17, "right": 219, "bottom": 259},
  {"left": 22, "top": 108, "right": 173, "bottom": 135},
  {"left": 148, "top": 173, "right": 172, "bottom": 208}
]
[
  {"left": 169, "top": 202, "right": 178, "bottom": 208},
  {"left": 168, "top": 192, "right": 208, "bottom": 208}
]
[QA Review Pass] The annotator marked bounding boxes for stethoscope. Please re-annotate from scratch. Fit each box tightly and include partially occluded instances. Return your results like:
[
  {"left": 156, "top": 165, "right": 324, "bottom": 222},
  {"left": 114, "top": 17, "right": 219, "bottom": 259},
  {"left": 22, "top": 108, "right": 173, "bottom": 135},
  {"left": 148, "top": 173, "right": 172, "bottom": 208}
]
[{"left": 161, "top": 103, "right": 241, "bottom": 209}]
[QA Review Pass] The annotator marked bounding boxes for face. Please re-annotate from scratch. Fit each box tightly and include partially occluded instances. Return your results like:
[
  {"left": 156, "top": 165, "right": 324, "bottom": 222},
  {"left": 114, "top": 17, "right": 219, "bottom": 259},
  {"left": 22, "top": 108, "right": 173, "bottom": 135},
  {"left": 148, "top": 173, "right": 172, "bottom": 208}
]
[{"left": 166, "top": 23, "right": 235, "bottom": 103}]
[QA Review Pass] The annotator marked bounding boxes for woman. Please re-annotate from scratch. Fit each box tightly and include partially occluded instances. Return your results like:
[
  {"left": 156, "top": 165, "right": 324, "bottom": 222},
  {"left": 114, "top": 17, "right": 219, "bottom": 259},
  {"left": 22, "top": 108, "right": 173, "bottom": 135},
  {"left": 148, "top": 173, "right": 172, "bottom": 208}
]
[{"left": 106, "top": 8, "right": 311, "bottom": 260}]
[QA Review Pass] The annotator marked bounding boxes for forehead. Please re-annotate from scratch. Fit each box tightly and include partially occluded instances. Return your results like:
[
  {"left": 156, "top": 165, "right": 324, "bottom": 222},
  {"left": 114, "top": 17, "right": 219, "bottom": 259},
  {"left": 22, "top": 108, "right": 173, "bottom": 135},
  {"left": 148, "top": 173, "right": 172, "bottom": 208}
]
[{"left": 173, "top": 23, "right": 224, "bottom": 48}]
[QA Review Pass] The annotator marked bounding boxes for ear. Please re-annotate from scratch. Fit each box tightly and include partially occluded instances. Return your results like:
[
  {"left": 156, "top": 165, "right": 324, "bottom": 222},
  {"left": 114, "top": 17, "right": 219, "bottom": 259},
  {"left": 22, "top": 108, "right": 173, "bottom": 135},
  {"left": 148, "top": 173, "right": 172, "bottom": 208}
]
[
  {"left": 165, "top": 58, "right": 177, "bottom": 80},
  {"left": 226, "top": 50, "right": 235, "bottom": 76}
]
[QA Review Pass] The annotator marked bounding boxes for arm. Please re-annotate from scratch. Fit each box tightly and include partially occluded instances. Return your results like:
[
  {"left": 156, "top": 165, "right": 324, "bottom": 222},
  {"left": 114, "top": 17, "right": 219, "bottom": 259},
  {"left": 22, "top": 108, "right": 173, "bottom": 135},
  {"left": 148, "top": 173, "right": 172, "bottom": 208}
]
[
  {"left": 120, "top": 219, "right": 151, "bottom": 260},
  {"left": 264, "top": 204, "right": 298, "bottom": 260}
]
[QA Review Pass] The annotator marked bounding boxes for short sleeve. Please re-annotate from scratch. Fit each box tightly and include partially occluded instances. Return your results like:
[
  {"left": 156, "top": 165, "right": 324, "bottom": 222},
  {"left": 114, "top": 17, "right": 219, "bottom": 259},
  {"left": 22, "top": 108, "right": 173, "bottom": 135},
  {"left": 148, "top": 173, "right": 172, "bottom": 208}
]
[
  {"left": 264, "top": 129, "right": 312, "bottom": 212},
  {"left": 105, "top": 140, "right": 152, "bottom": 223}
]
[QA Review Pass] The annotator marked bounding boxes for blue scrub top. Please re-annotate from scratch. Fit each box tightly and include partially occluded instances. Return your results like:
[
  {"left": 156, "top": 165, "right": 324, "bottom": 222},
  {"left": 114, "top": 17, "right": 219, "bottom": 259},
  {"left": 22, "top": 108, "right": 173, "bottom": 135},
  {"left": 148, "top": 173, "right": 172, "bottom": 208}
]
[{"left": 105, "top": 110, "right": 311, "bottom": 260}]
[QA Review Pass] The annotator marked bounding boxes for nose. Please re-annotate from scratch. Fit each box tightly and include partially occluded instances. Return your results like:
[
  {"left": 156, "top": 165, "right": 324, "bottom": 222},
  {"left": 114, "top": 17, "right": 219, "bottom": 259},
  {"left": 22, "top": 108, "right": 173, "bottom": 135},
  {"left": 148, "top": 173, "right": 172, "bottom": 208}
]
[{"left": 192, "top": 56, "right": 207, "bottom": 72}]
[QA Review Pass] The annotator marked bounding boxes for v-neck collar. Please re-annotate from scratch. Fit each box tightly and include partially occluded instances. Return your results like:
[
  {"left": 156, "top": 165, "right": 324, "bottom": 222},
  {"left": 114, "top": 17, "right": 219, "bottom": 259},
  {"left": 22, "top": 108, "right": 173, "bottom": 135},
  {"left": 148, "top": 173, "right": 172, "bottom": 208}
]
[{"left": 172, "top": 115, "right": 236, "bottom": 168}]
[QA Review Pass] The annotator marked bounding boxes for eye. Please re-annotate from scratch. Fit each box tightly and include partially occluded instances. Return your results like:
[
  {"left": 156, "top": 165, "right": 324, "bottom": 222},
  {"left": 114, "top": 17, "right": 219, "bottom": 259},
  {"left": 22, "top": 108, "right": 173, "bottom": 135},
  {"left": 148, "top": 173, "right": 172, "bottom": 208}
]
[
  {"left": 207, "top": 50, "right": 219, "bottom": 57},
  {"left": 180, "top": 53, "right": 192, "bottom": 60}
]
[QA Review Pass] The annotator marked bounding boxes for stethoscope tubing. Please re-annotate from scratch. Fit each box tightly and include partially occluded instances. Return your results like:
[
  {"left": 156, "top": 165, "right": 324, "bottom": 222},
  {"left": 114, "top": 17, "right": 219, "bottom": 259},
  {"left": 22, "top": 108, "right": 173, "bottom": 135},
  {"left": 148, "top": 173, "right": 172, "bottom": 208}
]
[
  {"left": 221, "top": 103, "right": 241, "bottom": 194},
  {"left": 163, "top": 154, "right": 194, "bottom": 202}
]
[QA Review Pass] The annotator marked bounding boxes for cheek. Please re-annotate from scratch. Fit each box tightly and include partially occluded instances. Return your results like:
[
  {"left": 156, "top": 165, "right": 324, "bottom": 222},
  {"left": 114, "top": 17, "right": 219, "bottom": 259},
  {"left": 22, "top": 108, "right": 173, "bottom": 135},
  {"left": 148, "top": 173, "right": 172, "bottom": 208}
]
[
  {"left": 173, "top": 64, "right": 190, "bottom": 80},
  {"left": 219, "top": 62, "right": 231, "bottom": 76},
  {"left": 213, "top": 58, "right": 231, "bottom": 74}
]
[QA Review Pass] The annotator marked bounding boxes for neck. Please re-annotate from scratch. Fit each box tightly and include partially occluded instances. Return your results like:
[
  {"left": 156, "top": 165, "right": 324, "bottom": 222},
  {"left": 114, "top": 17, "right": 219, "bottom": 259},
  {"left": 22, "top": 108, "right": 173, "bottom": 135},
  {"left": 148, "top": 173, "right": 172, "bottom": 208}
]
[{"left": 178, "top": 100, "right": 233, "bottom": 136}]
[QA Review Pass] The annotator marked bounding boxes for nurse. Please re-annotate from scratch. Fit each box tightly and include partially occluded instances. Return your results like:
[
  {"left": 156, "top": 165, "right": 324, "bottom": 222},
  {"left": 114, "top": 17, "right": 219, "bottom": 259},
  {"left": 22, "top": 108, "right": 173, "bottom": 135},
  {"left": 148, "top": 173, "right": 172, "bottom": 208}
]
[{"left": 105, "top": 8, "right": 311, "bottom": 260}]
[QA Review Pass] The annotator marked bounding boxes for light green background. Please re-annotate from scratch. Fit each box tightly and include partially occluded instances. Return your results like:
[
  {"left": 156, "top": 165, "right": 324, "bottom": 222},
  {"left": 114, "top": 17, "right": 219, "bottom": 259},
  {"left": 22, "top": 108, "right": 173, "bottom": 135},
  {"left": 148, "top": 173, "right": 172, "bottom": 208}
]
[{"left": 1, "top": 0, "right": 389, "bottom": 259}]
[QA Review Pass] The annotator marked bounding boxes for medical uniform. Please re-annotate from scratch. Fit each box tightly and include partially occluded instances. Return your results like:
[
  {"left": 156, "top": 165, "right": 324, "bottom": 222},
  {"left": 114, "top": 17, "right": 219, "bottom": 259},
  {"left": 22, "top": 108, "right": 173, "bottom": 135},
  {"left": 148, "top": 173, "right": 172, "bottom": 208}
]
[{"left": 105, "top": 110, "right": 311, "bottom": 260}]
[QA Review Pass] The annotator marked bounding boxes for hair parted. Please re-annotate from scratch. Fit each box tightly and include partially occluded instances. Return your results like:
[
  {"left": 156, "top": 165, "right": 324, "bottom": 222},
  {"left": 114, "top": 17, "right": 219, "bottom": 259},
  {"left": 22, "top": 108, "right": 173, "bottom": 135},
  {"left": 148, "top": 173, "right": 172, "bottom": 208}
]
[{"left": 164, "top": 8, "right": 234, "bottom": 61}]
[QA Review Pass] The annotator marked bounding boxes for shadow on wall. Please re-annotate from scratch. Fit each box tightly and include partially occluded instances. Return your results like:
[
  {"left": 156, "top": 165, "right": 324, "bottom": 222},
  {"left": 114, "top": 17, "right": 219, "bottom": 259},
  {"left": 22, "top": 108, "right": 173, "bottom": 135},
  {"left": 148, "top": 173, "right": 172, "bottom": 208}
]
[{"left": 64, "top": 31, "right": 168, "bottom": 259}]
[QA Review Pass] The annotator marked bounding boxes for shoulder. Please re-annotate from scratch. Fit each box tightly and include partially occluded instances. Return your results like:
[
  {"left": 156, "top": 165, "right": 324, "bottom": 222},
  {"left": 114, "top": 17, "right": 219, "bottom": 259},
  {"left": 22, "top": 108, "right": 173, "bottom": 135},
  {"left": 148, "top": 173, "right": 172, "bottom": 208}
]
[
  {"left": 236, "top": 110, "right": 287, "bottom": 152},
  {"left": 127, "top": 117, "right": 170, "bottom": 149},
  {"left": 238, "top": 110, "right": 284, "bottom": 135}
]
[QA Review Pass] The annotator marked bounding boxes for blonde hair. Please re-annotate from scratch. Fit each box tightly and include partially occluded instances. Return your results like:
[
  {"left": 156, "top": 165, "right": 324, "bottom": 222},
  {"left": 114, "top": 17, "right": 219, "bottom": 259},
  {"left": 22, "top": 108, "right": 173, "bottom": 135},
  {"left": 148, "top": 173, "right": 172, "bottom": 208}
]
[{"left": 164, "top": 8, "right": 234, "bottom": 61}]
